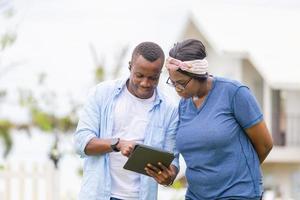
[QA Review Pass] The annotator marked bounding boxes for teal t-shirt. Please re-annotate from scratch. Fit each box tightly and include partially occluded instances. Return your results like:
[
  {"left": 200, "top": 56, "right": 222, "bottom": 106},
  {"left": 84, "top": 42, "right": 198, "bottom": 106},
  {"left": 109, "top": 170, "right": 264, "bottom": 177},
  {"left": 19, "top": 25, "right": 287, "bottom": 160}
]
[{"left": 177, "top": 77, "right": 263, "bottom": 200}]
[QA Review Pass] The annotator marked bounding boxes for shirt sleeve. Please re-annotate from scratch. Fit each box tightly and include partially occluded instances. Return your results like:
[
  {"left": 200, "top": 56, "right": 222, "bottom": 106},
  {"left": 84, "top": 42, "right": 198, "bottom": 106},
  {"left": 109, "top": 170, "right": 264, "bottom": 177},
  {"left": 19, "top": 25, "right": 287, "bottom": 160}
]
[
  {"left": 231, "top": 86, "right": 263, "bottom": 129},
  {"left": 73, "top": 87, "right": 100, "bottom": 158},
  {"left": 163, "top": 106, "right": 180, "bottom": 171}
]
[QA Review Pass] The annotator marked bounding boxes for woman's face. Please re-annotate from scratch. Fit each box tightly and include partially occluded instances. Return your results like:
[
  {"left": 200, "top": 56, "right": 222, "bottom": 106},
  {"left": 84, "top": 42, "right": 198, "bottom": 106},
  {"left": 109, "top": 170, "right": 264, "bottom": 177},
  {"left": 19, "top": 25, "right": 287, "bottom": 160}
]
[{"left": 167, "top": 69, "right": 196, "bottom": 98}]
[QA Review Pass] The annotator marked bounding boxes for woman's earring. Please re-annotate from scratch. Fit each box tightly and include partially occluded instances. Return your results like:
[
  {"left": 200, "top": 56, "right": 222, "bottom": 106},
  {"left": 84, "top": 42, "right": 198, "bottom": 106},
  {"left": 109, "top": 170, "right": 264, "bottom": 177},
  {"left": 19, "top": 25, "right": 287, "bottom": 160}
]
[{"left": 128, "top": 62, "right": 131, "bottom": 70}]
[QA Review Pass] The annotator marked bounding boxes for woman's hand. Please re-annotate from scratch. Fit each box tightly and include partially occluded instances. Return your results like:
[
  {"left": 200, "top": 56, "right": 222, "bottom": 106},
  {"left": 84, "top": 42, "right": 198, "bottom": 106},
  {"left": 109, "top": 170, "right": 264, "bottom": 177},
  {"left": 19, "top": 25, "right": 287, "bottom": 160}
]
[{"left": 144, "top": 163, "right": 178, "bottom": 186}]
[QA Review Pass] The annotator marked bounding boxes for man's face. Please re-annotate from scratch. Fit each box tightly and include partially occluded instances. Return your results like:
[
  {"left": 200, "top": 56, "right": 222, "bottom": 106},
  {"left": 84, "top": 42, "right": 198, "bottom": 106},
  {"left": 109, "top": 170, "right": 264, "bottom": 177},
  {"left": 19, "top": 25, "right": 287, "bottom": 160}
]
[{"left": 127, "top": 55, "right": 163, "bottom": 99}]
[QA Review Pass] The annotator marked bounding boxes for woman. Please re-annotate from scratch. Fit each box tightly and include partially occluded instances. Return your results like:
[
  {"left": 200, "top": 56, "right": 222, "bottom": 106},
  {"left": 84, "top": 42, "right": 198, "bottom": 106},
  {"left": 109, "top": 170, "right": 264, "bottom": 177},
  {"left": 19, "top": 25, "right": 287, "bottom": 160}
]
[{"left": 165, "top": 39, "right": 273, "bottom": 200}]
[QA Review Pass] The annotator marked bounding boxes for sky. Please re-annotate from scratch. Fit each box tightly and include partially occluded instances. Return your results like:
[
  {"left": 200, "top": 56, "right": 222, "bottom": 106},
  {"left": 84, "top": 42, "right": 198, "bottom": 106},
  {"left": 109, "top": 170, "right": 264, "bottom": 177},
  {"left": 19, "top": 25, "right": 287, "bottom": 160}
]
[
  {"left": 1, "top": 0, "right": 188, "bottom": 117},
  {"left": 1, "top": 0, "right": 300, "bottom": 111}
]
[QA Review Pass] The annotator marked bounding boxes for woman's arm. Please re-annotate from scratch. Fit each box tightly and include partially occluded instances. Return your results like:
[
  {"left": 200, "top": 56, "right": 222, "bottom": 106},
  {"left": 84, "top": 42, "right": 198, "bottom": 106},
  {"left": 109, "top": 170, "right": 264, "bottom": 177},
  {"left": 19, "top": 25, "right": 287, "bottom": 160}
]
[{"left": 245, "top": 120, "right": 273, "bottom": 164}]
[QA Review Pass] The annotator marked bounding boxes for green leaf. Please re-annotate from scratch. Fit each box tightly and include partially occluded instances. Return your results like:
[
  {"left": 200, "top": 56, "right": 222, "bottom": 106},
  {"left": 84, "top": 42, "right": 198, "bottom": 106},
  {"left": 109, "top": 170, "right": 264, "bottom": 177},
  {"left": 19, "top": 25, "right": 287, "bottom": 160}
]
[
  {"left": 0, "top": 32, "right": 17, "bottom": 50},
  {"left": 57, "top": 116, "right": 76, "bottom": 132},
  {"left": 0, "top": 120, "right": 13, "bottom": 157},
  {"left": 31, "top": 109, "right": 54, "bottom": 132},
  {"left": 95, "top": 66, "right": 105, "bottom": 82}
]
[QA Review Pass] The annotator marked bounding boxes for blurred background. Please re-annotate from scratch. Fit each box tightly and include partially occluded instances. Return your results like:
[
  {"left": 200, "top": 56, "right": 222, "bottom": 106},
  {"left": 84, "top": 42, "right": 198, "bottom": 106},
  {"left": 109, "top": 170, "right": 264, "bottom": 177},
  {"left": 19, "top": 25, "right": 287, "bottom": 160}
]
[{"left": 1, "top": 0, "right": 300, "bottom": 199}]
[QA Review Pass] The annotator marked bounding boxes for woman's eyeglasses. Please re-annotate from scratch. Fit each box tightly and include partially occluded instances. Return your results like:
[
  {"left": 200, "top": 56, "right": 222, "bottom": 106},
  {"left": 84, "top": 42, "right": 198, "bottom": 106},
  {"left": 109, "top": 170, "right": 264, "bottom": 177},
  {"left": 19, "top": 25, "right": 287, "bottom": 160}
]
[{"left": 166, "top": 77, "right": 192, "bottom": 91}]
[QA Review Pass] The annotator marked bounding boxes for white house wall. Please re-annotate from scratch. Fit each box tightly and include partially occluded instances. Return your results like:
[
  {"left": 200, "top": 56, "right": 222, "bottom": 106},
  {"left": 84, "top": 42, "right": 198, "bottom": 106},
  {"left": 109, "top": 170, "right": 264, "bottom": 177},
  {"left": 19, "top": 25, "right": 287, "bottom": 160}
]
[
  {"left": 180, "top": 20, "right": 243, "bottom": 81},
  {"left": 241, "top": 59, "right": 264, "bottom": 110},
  {"left": 206, "top": 48, "right": 242, "bottom": 81},
  {"left": 285, "top": 91, "right": 300, "bottom": 114},
  {"left": 284, "top": 91, "right": 300, "bottom": 146},
  {"left": 263, "top": 82, "right": 272, "bottom": 133}
]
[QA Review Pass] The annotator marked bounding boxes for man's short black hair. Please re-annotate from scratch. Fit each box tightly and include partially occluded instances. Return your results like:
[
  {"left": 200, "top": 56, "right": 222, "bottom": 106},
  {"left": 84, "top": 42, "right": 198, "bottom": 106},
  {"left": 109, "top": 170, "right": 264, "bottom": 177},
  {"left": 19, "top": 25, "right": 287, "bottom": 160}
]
[{"left": 131, "top": 42, "right": 165, "bottom": 63}]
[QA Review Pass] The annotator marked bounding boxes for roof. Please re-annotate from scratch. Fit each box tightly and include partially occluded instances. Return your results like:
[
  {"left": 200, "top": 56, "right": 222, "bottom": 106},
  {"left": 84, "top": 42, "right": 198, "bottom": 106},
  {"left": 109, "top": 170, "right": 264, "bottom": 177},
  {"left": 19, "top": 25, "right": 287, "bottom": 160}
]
[{"left": 187, "top": 3, "right": 300, "bottom": 90}]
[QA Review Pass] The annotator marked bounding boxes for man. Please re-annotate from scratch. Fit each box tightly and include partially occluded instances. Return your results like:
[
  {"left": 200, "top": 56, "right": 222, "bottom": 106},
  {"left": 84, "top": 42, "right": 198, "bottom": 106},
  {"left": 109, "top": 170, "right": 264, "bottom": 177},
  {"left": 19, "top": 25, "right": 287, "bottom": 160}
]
[{"left": 74, "top": 42, "right": 179, "bottom": 200}]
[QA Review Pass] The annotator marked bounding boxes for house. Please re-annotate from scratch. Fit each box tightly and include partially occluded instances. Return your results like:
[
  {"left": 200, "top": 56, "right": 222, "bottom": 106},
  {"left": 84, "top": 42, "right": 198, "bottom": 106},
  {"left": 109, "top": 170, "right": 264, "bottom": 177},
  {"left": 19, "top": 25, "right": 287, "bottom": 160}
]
[{"left": 178, "top": 3, "right": 300, "bottom": 199}]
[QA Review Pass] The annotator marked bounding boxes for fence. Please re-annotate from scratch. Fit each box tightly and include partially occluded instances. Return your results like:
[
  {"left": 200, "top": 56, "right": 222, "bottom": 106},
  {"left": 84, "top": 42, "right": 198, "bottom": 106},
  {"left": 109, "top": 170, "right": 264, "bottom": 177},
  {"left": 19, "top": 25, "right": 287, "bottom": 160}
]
[{"left": 0, "top": 162, "right": 59, "bottom": 200}]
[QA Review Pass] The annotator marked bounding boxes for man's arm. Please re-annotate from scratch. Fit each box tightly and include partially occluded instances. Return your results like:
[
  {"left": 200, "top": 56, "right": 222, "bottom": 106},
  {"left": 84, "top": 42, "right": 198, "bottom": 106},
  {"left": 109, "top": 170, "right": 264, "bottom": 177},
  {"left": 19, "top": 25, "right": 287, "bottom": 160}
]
[
  {"left": 74, "top": 85, "right": 137, "bottom": 157},
  {"left": 245, "top": 120, "right": 273, "bottom": 164},
  {"left": 84, "top": 138, "right": 114, "bottom": 155},
  {"left": 74, "top": 87, "right": 101, "bottom": 158},
  {"left": 84, "top": 138, "right": 136, "bottom": 157}
]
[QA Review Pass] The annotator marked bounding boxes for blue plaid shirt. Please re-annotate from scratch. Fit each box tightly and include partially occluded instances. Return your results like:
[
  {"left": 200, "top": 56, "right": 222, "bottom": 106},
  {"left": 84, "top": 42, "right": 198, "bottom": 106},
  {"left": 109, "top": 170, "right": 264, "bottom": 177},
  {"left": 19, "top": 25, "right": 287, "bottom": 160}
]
[{"left": 74, "top": 78, "right": 179, "bottom": 200}]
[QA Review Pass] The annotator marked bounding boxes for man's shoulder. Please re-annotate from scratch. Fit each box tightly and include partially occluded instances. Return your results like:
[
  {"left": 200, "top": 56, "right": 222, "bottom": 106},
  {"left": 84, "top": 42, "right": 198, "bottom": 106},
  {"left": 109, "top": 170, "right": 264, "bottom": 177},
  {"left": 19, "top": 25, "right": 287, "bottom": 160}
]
[
  {"left": 86, "top": 79, "right": 122, "bottom": 101},
  {"left": 157, "top": 89, "right": 179, "bottom": 111},
  {"left": 94, "top": 79, "right": 120, "bottom": 91}
]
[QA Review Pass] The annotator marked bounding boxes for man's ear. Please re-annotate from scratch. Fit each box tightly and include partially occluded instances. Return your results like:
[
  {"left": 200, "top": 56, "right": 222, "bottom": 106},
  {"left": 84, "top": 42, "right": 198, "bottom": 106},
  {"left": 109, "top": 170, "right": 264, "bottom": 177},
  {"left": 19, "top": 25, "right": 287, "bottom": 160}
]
[{"left": 128, "top": 61, "right": 132, "bottom": 70}]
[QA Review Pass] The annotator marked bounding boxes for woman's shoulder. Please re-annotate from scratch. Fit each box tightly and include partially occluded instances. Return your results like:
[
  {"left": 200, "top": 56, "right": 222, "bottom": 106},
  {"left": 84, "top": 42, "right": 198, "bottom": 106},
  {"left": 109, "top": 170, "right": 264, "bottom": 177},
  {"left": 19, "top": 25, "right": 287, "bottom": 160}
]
[
  {"left": 214, "top": 76, "right": 246, "bottom": 91},
  {"left": 215, "top": 76, "right": 243, "bottom": 87}
]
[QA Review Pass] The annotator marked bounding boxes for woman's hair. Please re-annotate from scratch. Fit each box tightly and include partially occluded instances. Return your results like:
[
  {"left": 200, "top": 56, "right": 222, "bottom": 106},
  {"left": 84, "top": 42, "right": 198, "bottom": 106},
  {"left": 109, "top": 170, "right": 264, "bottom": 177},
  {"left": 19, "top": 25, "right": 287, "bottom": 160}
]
[{"left": 169, "top": 39, "right": 208, "bottom": 81}]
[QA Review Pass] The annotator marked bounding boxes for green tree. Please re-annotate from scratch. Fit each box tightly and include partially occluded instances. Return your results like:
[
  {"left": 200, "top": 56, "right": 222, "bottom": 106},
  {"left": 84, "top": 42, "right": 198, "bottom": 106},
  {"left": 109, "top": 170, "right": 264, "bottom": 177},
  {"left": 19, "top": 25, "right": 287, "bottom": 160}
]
[
  {"left": 0, "top": 6, "right": 18, "bottom": 157},
  {"left": 0, "top": 6, "right": 78, "bottom": 157},
  {"left": 0, "top": 4, "right": 129, "bottom": 158}
]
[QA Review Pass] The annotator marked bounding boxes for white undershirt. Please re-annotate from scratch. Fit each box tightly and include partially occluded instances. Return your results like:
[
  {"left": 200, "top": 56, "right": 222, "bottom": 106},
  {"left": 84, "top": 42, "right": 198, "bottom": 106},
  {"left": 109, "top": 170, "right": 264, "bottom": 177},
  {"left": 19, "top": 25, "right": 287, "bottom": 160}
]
[{"left": 109, "top": 85, "right": 155, "bottom": 200}]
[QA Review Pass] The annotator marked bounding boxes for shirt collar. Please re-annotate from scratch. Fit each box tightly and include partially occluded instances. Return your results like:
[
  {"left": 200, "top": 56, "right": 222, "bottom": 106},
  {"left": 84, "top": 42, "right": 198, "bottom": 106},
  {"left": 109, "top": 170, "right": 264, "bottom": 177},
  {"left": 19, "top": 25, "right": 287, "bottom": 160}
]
[{"left": 115, "top": 77, "right": 163, "bottom": 107}]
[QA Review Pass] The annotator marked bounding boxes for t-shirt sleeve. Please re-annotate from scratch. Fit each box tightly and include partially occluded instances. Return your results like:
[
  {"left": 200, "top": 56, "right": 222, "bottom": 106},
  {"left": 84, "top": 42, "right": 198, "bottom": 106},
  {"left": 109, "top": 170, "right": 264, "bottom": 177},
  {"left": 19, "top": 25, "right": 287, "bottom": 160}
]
[{"left": 231, "top": 86, "right": 263, "bottom": 129}]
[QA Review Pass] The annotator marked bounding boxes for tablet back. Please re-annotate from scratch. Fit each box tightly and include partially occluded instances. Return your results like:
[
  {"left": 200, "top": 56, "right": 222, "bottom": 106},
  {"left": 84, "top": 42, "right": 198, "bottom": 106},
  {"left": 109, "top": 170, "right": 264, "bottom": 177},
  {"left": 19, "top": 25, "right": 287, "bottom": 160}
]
[{"left": 123, "top": 144, "right": 175, "bottom": 176}]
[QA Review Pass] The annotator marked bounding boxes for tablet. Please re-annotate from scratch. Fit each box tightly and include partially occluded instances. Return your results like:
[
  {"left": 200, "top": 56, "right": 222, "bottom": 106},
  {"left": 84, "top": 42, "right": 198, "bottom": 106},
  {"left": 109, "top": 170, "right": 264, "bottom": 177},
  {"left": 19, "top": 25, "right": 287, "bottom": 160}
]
[{"left": 123, "top": 144, "right": 175, "bottom": 176}]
